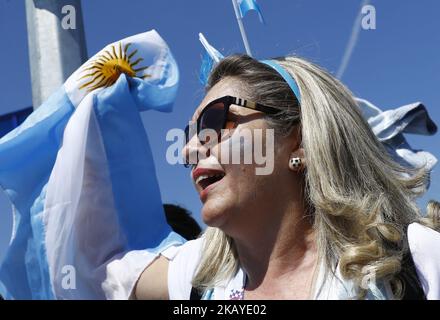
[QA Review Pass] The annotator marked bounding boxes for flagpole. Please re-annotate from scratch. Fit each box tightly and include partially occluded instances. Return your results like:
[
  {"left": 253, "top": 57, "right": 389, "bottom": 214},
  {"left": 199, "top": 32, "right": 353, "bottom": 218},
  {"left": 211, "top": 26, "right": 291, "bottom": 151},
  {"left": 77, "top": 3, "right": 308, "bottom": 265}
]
[
  {"left": 25, "top": 0, "right": 87, "bottom": 109},
  {"left": 231, "top": 0, "right": 253, "bottom": 57}
]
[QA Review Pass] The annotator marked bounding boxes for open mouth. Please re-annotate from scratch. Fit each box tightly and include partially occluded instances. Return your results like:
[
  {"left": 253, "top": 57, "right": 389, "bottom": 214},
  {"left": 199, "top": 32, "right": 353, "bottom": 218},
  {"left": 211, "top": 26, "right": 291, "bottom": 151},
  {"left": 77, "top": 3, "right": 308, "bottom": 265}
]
[{"left": 195, "top": 173, "right": 225, "bottom": 190}]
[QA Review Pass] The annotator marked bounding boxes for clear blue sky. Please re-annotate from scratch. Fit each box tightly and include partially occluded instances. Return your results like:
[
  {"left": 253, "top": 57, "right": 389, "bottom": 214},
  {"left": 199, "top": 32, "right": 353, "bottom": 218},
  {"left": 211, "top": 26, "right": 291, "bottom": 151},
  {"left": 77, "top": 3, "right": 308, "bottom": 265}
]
[{"left": 0, "top": 0, "right": 439, "bottom": 262}]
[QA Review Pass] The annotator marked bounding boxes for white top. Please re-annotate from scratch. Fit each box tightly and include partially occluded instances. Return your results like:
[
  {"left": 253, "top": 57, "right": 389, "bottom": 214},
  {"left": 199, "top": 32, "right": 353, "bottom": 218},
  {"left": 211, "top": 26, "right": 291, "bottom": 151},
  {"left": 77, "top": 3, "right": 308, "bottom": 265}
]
[
  {"left": 408, "top": 223, "right": 440, "bottom": 299},
  {"left": 157, "top": 222, "right": 440, "bottom": 300},
  {"left": 160, "top": 240, "right": 390, "bottom": 300}
]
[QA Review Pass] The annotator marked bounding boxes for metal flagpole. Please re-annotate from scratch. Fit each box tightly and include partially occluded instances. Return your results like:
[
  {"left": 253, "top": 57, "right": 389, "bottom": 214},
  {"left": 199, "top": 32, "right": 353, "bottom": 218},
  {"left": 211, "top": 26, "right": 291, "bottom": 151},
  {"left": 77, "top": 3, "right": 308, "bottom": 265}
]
[
  {"left": 231, "top": 0, "right": 253, "bottom": 57},
  {"left": 25, "top": 0, "right": 87, "bottom": 109}
]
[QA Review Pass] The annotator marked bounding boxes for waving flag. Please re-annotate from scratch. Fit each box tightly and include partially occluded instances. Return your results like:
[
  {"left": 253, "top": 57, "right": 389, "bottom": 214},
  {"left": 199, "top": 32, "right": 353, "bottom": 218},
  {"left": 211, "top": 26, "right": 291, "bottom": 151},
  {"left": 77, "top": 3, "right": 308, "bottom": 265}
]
[
  {"left": 0, "top": 30, "right": 184, "bottom": 299},
  {"left": 357, "top": 98, "right": 438, "bottom": 186},
  {"left": 237, "top": 0, "right": 265, "bottom": 24},
  {"left": 199, "top": 33, "right": 224, "bottom": 85}
]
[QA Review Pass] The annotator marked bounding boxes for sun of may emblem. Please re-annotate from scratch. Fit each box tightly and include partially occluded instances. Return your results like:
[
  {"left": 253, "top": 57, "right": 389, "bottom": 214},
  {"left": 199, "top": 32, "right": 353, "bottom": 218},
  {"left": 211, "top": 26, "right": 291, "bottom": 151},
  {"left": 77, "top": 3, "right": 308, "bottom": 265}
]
[{"left": 79, "top": 42, "right": 150, "bottom": 91}]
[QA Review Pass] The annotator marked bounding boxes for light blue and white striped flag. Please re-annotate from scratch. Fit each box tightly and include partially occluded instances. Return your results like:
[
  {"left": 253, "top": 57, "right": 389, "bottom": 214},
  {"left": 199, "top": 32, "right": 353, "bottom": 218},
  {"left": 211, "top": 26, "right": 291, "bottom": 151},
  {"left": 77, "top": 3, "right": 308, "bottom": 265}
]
[
  {"left": 357, "top": 98, "right": 438, "bottom": 186},
  {"left": 237, "top": 0, "right": 265, "bottom": 24},
  {"left": 199, "top": 33, "right": 224, "bottom": 85},
  {"left": 0, "top": 30, "right": 185, "bottom": 299}
]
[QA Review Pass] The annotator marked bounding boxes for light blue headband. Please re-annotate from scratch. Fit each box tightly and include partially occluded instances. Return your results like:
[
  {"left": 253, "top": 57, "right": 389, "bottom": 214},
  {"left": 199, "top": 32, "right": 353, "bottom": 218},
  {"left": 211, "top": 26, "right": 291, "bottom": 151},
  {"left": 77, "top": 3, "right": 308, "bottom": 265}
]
[{"left": 260, "top": 60, "right": 301, "bottom": 104}]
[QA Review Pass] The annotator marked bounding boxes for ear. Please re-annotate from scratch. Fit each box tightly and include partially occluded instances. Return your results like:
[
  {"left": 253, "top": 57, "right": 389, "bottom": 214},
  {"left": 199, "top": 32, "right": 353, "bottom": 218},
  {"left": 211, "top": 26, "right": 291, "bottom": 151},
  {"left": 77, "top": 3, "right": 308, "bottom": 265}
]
[
  {"left": 287, "top": 125, "right": 303, "bottom": 155},
  {"left": 290, "top": 148, "right": 305, "bottom": 160},
  {"left": 287, "top": 126, "right": 306, "bottom": 169}
]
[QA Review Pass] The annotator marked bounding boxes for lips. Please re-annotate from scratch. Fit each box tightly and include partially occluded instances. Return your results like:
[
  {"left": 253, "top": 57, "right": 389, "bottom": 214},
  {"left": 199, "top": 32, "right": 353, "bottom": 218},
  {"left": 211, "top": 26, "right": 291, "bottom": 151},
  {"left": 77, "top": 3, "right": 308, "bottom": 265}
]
[{"left": 192, "top": 167, "right": 225, "bottom": 200}]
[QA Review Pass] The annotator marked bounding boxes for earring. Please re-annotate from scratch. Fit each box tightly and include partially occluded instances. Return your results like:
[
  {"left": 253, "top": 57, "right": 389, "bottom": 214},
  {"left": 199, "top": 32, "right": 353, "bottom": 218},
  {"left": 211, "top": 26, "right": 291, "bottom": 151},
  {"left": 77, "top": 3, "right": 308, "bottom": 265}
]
[{"left": 289, "top": 157, "right": 302, "bottom": 171}]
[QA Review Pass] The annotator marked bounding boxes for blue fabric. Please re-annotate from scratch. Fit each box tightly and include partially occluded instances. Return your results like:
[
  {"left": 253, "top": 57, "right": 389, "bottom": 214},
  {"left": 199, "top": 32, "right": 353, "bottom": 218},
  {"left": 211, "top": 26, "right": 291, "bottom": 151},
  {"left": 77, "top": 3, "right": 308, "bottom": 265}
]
[
  {"left": 365, "top": 102, "right": 437, "bottom": 140},
  {"left": 0, "top": 88, "right": 74, "bottom": 299},
  {"left": 28, "top": 185, "right": 53, "bottom": 300},
  {"left": 199, "top": 37, "right": 224, "bottom": 86},
  {"left": 261, "top": 60, "right": 302, "bottom": 104},
  {"left": 198, "top": 47, "right": 303, "bottom": 106},
  {"left": 0, "top": 108, "right": 33, "bottom": 138},
  {"left": 128, "top": 48, "right": 179, "bottom": 112},
  {"left": 147, "top": 231, "right": 186, "bottom": 256},
  {"left": 0, "top": 30, "right": 180, "bottom": 299},
  {"left": 93, "top": 74, "right": 172, "bottom": 249},
  {"left": 238, "top": 0, "right": 265, "bottom": 24},
  {"left": 199, "top": 51, "right": 223, "bottom": 86},
  {"left": 357, "top": 98, "right": 438, "bottom": 187},
  {"left": 199, "top": 51, "right": 214, "bottom": 85}
]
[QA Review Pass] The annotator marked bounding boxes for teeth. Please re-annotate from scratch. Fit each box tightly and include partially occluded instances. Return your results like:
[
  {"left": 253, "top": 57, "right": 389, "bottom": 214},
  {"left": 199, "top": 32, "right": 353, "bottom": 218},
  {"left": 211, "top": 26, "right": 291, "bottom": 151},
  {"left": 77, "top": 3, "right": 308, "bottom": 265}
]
[{"left": 195, "top": 174, "right": 224, "bottom": 185}]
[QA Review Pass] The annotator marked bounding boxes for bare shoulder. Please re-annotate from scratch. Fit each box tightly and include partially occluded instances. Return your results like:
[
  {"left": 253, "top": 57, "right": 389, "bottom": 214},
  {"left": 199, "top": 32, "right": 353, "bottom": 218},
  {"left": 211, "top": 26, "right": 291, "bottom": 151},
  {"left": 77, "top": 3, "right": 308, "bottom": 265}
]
[{"left": 135, "top": 255, "right": 170, "bottom": 300}]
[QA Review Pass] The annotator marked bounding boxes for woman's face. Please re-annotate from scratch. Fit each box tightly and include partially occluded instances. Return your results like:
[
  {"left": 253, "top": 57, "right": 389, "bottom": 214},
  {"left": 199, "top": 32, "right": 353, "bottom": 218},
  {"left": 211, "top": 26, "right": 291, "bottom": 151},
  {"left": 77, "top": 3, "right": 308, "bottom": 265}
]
[{"left": 184, "top": 77, "right": 301, "bottom": 238}]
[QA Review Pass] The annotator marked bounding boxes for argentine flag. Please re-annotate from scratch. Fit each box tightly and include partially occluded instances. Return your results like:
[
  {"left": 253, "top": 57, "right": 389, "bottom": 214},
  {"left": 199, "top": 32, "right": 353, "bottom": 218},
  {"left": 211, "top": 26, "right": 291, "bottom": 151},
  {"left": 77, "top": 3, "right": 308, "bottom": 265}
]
[
  {"left": 237, "top": 0, "right": 265, "bottom": 24},
  {"left": 199, "top": 33, "right": 224, "bottom": 85},
  {"left": 357, "top": 98, "right": 437, "bottom": 185},
  {"left": 0, "top": 30, "right": 185, "bottom": 299}
]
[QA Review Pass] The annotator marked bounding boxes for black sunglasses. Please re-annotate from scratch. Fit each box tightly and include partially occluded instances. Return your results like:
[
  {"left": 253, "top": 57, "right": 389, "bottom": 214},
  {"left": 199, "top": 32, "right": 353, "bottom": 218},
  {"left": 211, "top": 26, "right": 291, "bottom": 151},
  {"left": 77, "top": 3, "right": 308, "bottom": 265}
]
[
  {"left": 184, "top": 95, "right": 282, "bottom": 144},
  {"left": 183, "top": 96, "right": 283, "bottom": 167}
]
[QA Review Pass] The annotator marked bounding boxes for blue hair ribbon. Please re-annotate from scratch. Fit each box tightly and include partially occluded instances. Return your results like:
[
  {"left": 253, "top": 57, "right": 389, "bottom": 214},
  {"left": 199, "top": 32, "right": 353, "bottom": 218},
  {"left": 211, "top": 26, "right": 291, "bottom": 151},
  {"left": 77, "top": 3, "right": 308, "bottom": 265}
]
[{"left": 260, "top": 60, "right": 301, "bottom": 104}]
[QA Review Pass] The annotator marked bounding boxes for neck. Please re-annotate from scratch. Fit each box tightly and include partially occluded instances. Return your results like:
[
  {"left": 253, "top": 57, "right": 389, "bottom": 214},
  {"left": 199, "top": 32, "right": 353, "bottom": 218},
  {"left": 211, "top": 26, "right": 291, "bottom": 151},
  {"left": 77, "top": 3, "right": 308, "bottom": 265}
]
[{"left": 233, "top": 200, "right": 317, "bottom": 297}]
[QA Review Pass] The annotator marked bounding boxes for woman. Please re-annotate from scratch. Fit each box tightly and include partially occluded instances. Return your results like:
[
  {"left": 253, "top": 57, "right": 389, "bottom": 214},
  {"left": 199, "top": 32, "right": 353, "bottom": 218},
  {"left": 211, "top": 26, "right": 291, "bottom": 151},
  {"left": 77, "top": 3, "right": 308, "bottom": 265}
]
[{"left": 134, "top": 55, "right": 440, "bottom": 300}]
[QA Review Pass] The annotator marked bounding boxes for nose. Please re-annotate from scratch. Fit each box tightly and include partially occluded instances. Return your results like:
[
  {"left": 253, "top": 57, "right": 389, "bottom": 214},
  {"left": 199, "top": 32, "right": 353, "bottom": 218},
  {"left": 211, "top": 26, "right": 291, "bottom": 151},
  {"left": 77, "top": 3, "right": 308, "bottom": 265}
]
[{"left": 182, "top": 127, "right": 211, "bottom": 167}]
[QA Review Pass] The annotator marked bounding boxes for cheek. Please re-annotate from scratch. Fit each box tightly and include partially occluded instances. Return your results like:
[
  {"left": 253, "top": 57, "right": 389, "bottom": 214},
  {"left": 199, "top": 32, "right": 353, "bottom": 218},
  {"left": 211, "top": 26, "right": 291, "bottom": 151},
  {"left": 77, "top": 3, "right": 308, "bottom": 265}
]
[
  {"left": 202, "top": 122, "right": 285, "bottom": 225},
  {"left": 201, "top": 166, "right": 256, "bottom": 228},
  {"left": 214, "top": 124, "right": 264, "bottom": 166}
]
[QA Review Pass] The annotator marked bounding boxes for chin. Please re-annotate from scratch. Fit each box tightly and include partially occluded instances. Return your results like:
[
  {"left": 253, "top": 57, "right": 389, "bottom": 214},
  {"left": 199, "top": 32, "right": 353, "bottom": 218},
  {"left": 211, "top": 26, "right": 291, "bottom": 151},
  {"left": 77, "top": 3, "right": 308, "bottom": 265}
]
[
  {"left": 201, "top": 202, "right": 231, "bottom": 228},
  {"left": 201, "top": 209, "right": 227, "bottom": 228},
  {"left": 202, "top": 208, "right": 244, "bottom": 240}
]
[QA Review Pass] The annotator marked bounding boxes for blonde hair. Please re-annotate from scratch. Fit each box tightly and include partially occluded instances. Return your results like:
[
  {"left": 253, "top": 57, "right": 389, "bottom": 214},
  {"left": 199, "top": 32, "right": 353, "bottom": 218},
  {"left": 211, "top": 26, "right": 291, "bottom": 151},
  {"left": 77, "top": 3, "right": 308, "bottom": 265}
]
[
  {"left": 192, "top": 55, "right": 431, "bottom": 299},
  {"left": 420, "top": 200, "right": 440, "bottom": 232}
]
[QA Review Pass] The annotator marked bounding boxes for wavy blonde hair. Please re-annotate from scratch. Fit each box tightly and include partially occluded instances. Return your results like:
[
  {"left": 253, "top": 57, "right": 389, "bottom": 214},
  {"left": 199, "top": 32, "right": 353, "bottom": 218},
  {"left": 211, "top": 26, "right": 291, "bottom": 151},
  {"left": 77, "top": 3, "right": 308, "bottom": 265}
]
[{"left": 192, "top": 55, "right": 431, "bottom": 299}]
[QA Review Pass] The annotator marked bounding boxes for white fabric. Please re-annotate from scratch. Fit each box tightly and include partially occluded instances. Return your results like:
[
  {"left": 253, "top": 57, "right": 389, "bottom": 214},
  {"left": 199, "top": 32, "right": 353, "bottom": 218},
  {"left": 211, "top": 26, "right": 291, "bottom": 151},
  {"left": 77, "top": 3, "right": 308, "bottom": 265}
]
[
  {"left": 165, "top": 239, "right": 203, "bottom": 300},
  {"left": 163, "top": 238, "right": 391, "bottom": 300},
  {"left": 161, "top": 223, "right": 440, "bottom": 300},
  {"left": 312, "top": 263, "right": 393, "bottom": 300},
  {"left": 44, "top": 92, "right": 113, "bottom": 299},
  {"left": 356, "top": 98, "right": 437, "bottom": 173},
  {"left": 43, "top": 88, "right": 179, "bottom": 299},
  {"left": 212, "top": 269, "right": 245, "bottom": 300},
  {"left": 64, "top": 30, "right": 169, "bottom": 107},
  {"left": 408, "top": 222, "right": 440, "bottom": 300},
  {"left": 100, "top": 233, "right": 183, "bottom": 300},
  {"left": 84, "top": 222, "right": 439, "bottom": 300},
  {"left": 103, "top": 250, "right": 160, "bottom": 300}
]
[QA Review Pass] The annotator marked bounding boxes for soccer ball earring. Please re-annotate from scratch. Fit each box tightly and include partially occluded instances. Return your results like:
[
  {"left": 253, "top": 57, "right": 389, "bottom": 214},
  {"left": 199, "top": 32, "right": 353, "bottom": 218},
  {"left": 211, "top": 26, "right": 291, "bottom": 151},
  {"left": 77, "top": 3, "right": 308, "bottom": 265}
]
[{"left": 289, "top": 157, "right": 302, "bottom": 171}]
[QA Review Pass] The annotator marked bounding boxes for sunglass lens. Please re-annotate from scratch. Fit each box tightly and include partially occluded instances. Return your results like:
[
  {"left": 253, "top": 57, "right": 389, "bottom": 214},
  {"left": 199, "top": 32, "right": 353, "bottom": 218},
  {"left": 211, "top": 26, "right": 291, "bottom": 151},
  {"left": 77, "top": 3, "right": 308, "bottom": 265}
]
[
  {"left": 184, "top": 124, "right": 190, "bottom": 144},
  {"left": 200, "top": 102, "right": 225, "bottom": 142}
]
